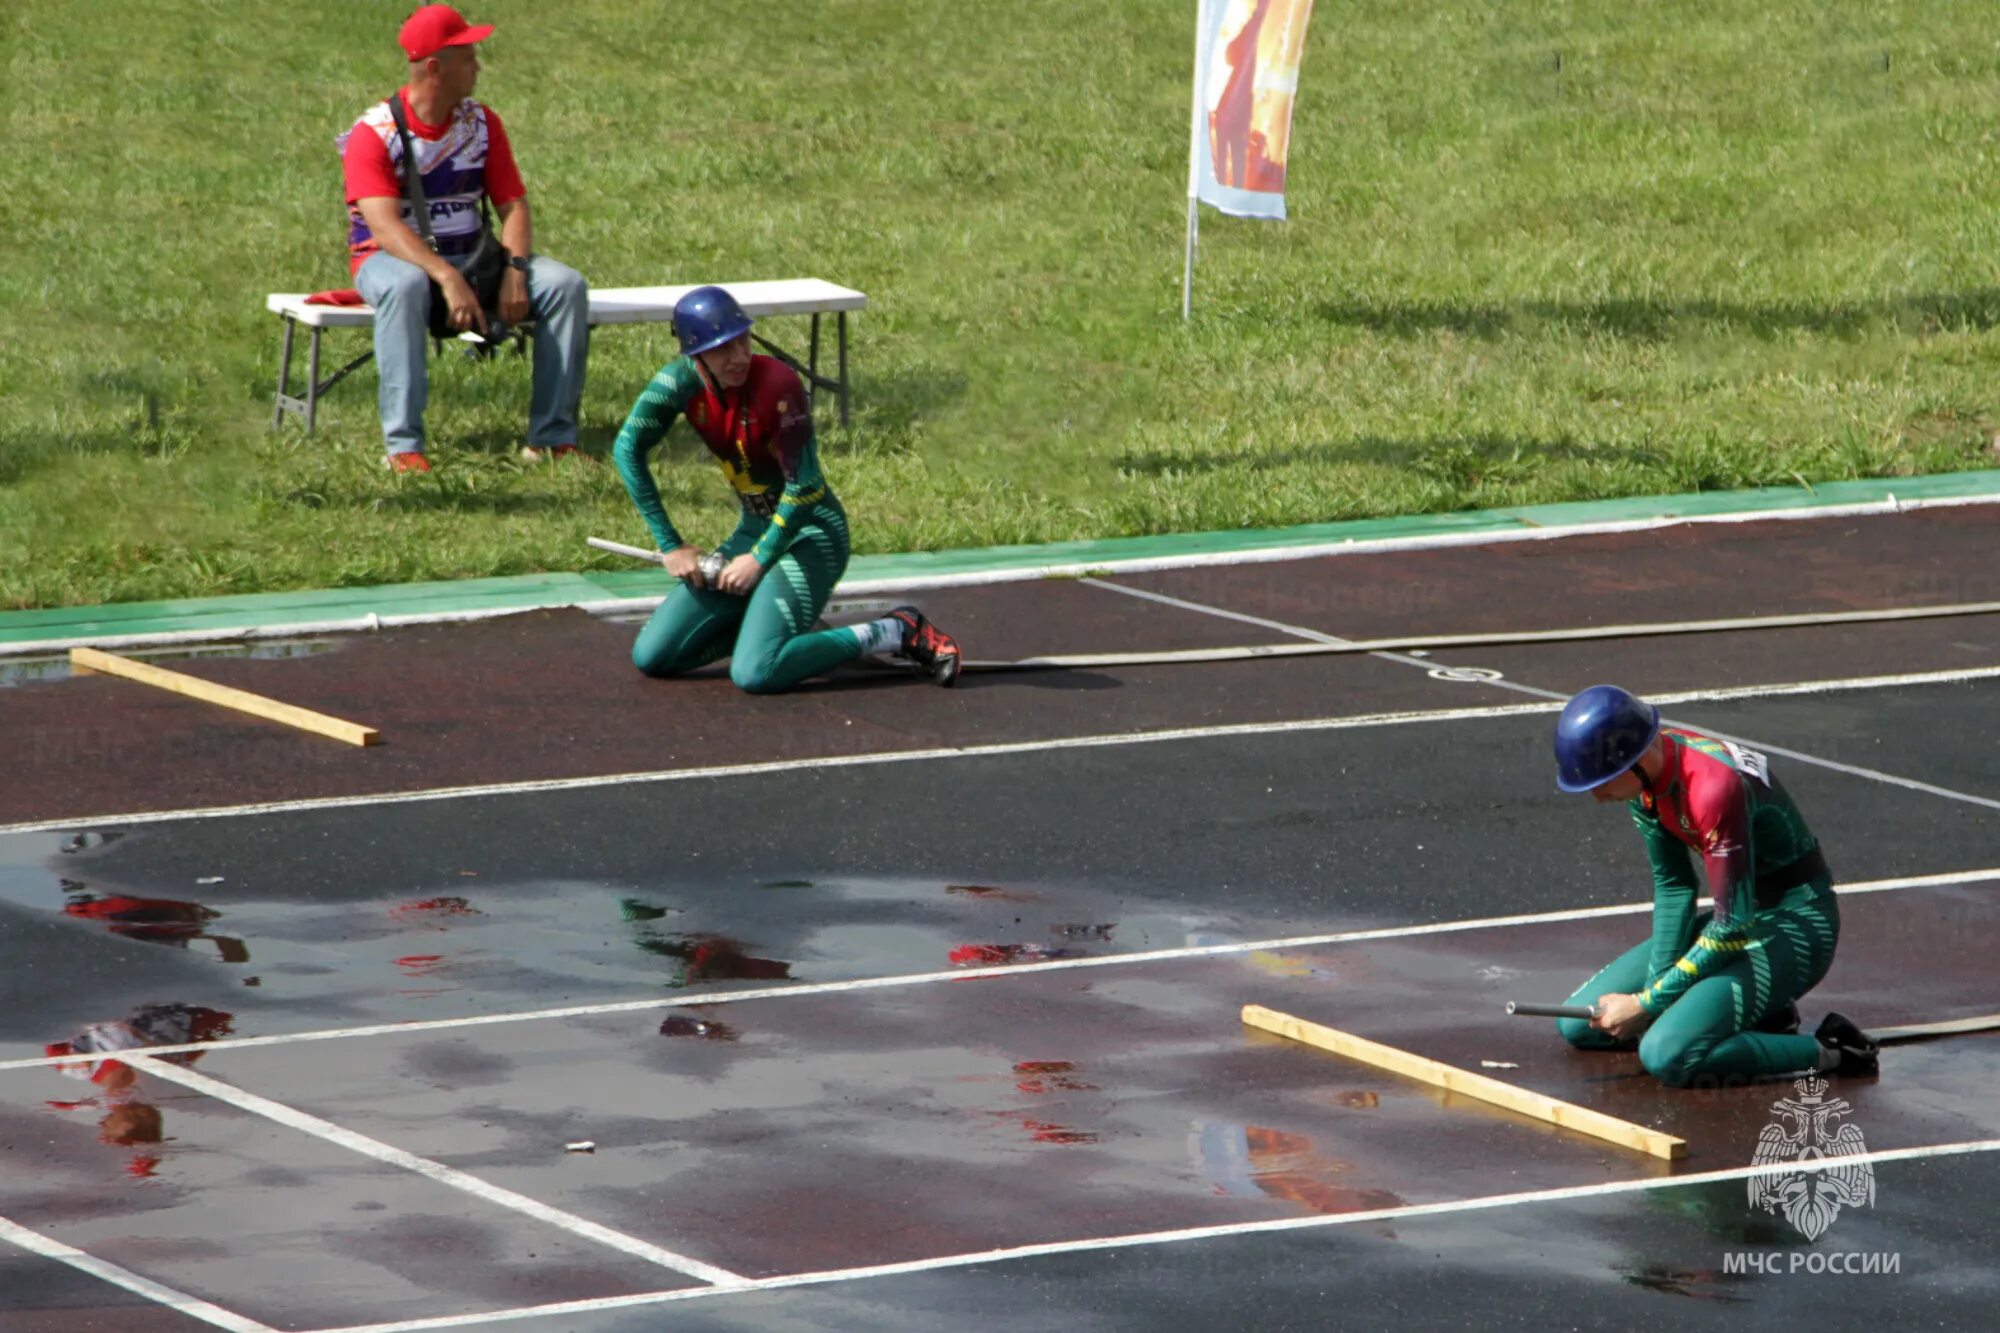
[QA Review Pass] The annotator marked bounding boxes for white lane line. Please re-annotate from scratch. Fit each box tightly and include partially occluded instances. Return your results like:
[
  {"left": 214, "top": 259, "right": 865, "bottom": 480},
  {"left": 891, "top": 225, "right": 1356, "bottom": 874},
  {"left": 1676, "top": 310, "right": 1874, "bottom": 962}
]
[
  {"left": 1654, "top": 664, "right": 2000, "bottom": 700},
  {"left": 1083, "top": 578, "right": 2000, "bottom": 811},
  {"left": 125, "top": 1058, "right": 747, "bottom": 1290},
  {"left": 1080, "top": 578, "right": 1365, "bottom": 647},
  {"left": 302, "top": 1136, "right": 2000, "bottom": 1333},
  {"left": 6, "top": 660, "right": 2000, "bottom": 838},
  {"left": 3, "top": 867, "right": 1991, "bottom": 1076},
  {"left": 9, "top": 490, "right": 1994, "bottom": 662},
  {"left": 0, "top": 701, "right": 1561, "bottom": 836},
  {"left": 0, "top": 1213, "right": 281, "bottom": 1333},
  {"left": 966, "top": 598, "right": 2000, "bottom": 668}
]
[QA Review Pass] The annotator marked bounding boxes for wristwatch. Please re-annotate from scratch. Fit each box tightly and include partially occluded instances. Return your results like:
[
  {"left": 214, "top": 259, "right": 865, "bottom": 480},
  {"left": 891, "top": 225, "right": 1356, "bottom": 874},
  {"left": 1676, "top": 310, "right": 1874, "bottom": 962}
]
[{"left": 507, "top": 254, "right": 532, "bottom": 274}]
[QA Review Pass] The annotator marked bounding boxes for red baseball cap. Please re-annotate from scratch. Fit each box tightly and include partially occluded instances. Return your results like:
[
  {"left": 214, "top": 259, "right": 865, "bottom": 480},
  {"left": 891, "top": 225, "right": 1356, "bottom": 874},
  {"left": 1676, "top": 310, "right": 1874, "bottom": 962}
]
[{"left": 399, "top": 5, "right": 494, "bottom": 61}]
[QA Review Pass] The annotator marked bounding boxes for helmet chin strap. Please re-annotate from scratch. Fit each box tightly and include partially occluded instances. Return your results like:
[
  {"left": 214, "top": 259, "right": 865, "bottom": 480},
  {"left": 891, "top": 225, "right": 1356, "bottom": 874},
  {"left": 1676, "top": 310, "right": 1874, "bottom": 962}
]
[{"left": 1630, "top": 738, "right": 1665, "bottom": 796}]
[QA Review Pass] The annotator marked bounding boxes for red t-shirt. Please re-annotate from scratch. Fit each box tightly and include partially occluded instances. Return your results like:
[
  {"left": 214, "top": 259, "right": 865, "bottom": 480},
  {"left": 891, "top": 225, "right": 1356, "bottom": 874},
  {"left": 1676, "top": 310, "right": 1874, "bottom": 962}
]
[{"left": 341, "top": 90, "right": 525, "bottom": 273}]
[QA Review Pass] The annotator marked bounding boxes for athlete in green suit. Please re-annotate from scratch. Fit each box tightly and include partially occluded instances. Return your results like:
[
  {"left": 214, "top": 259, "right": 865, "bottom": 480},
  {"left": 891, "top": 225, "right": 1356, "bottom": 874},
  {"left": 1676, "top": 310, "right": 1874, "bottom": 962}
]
[
  {"left": 1552, "top": 686, "right": 1878, "bottom": 1087},
  {"left": 612, "top": 287, "right": 960, "bottom": 693}
]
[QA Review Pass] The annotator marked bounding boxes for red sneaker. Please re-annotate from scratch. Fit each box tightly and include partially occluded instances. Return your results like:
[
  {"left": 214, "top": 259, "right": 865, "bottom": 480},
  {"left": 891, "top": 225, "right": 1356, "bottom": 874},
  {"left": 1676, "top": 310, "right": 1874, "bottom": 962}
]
[
  {"left": 887, "top": 606, "right": 961, "bottom": 687},
  {"left": 387, "top": 452, "right": 431, "bottom": 474}
]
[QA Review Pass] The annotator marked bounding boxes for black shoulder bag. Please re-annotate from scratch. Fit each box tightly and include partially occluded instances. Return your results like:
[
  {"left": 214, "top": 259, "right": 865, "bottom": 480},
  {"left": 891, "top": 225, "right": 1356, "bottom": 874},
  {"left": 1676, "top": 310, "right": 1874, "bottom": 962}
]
[{"left": 386, "top": 95, "right": 508, "bottom": 340}]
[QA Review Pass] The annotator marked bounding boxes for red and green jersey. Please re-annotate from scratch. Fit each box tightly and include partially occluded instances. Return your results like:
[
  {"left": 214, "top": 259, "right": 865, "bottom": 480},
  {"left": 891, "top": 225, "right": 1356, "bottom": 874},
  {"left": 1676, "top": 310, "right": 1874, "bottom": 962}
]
[
  {"left": 1629, "top": 727, "right": 1823, "bottom": 1014},
  {"left": 612, "top": 355, "right": 836, "bottom": 565}
]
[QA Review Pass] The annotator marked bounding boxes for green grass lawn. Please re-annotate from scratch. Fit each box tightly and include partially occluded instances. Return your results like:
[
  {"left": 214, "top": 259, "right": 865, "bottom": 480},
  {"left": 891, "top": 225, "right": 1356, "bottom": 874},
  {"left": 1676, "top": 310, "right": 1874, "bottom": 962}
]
[{"left": 3, "top": 0, "right": 1998, "bottom": 609}]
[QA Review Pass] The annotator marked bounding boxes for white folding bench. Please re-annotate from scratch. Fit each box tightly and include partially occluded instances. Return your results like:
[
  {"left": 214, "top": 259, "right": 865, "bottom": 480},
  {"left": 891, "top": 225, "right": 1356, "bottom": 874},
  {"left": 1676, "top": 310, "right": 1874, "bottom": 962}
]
[{"left": 267, "top": 278, "right": 867, "bottom": 434}]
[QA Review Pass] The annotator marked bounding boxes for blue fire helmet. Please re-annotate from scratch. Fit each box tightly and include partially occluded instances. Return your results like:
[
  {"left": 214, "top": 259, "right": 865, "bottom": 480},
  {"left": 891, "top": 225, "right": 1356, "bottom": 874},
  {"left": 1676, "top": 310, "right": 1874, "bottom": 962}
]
[
  {"left": 672, "top": 286, "right": 754, "bottom": 358},
  {"left": 1553, "top": 684, "right": 1660, "bottom": 792}
]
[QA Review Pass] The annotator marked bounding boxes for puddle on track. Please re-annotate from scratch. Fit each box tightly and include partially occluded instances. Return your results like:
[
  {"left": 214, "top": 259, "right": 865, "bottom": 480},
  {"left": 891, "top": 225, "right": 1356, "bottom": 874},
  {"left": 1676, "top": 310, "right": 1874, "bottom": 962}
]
[
  {"left": 0, "top": 828, "right": 1328, "bottom": 1059},
  {"left": 0, "top": 637, "right": 344, "bottom": 688}
]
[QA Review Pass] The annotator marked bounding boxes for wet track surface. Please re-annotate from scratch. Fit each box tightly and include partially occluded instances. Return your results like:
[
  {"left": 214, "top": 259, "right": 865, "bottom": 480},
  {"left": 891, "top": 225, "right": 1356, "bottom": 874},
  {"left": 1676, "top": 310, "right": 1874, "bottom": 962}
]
[
  {"left": 2, "top": 692, "right": 1993, "bottom": 1059},
  {"left": 1, "top": 507, "right": 1996, "bottom": 1330}
]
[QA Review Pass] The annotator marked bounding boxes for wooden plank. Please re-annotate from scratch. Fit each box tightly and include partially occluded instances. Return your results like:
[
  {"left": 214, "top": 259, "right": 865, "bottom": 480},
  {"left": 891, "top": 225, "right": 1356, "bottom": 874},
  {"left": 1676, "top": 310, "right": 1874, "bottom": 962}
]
[
  {"left": 1873, "top": 1013, "right": 2000, "bottom": 1044},
  {"left": 69, "top": 647, "right": 379, "bottom": 747},
  {"left": 1242, "top": 1004, "right": 1686, "bottom": 1161}
]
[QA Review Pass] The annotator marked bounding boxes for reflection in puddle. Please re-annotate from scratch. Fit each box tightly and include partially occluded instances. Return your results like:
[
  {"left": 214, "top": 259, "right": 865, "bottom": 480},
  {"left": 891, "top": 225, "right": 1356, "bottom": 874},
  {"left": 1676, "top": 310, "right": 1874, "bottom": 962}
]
[
  {"left": 948, "top": 919, "right": 1116, "bottom": 969},
  {"left": 659, "top": 1014, "right": 740, "bottom": 1041},
  {"left": 635, "top": 932, "right": 792, "bottom": 986},
  {"left": 384, "top": 898, "right": 485, "bottom": 996},
  {"left": 61, "top": 883, "right": 248, "bottom": 963},
  {"left": 1019, "top": 1119, "right": 1098, "bottom": 1145},
  {"left": 1014, "top": 1061, "right": 1098, "bottom": 1094},
  {"left": 980, "top": 1109, "right": 1101, "bottom": 1146},
  {"left": 0, "top": 638, "right": 342, "bottom": 688},
  {"left": 1617, "top": 1265, "right": 1749, "bottom": 1302},
  {"left": 388, "top": 896, "right": 483, "bottom": 927},
  {"left": 1194, "top": 1122, "right": 1404, "bottom": 1215},
  {"left": 980, "top": 1057, "right": 1105, "bottom": 1145},
  {"left": 620, "top": 897, "right": 677, "bottom": 922},
  {"left": 946, "top": 884, "right": 1039, "bottom": 902},
  {"left": 948, "top": 943, "right": 1085, "bottom": 967},
  {"left": 43, "top": 1004, "right": 235, "bottom": 1179},
  {"left": 391, "top": 953, "right": 455, "bottom": 997},
  {"left": 58, "top": 832, "right": 127, "bottom": 855},
  {"left": 5, "top": 852, "right": 1257, "bottom": 1042}
]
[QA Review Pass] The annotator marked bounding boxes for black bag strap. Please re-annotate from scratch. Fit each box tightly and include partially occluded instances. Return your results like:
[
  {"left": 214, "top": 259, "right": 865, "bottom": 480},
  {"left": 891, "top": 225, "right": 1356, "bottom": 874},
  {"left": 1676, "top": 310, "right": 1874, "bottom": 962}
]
[
  {"left": 387, "top": 93, "right": 495, "bottom": 252},
  {"left": 386, "top": 93, "right": 440, "bottom": 252}
]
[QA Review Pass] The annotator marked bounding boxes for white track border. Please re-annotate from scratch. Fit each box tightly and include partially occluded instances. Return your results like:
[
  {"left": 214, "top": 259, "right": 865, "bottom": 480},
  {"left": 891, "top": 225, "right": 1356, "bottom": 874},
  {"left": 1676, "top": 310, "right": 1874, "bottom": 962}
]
[
  {"left": 2, "top": 866, "right": 1991, "bottom": 1074},
  {"left": 3, "top": 663, "right": 1998, "bottom": 838},
  {"left": 305, "top": 1137, "right": 2000, "bottom": 1333},
  {"left": 5, "top": 489, "right": 1996, "bottom": 659}
]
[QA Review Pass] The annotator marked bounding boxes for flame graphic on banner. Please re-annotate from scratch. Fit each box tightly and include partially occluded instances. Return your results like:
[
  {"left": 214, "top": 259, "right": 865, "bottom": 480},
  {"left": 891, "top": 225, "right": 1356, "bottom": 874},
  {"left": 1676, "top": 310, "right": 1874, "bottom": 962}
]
[{"left": 1198, "top": 0, "right": 1316, "bottom": 213}]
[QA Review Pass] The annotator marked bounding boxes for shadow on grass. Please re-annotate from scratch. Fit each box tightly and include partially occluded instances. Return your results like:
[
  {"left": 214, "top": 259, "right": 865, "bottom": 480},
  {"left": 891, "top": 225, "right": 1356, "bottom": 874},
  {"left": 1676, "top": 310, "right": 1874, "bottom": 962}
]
[
  {"left": 834, "top": 366, "right": 969, "bottom": 451},
  {"left": 350, "top": 486, "right": 587, "bottom": 516},
  {"left": 0, "top": 368, "right": 205, "bottom": 483},
  {"left": 1317, "top": 289, "right": 2000, "bottom": 341}
]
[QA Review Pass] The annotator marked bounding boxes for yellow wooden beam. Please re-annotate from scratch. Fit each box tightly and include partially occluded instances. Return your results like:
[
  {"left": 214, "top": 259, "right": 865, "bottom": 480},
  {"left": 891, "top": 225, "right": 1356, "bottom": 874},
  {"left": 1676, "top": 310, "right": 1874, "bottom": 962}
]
[
  {"left": 70, "top": 647, "right": 379, "bottom": 748},
  {"left": 1242, "top": 1003, "right": 1685, "bottom": 1161}
]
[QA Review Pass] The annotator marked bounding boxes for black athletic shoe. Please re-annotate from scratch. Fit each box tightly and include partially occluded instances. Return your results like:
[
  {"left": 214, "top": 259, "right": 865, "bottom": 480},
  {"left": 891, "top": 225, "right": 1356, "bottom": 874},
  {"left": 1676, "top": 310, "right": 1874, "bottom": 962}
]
[
  {"left": 1753, "top": 1002, "right": 1801, "bottom": 1035},
  {"left": 1814, "top": 1012, "right": 1880, "bottom": 1077},
  {"left": 887, "top": 607, "right": 961, "bottom": 687}
]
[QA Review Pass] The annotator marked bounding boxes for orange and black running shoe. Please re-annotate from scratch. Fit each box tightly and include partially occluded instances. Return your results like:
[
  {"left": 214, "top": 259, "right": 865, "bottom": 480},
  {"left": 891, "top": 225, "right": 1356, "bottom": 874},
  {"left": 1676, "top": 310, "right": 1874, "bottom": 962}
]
[
  {"left": 887, "top": 606, "right": 961, "bottom": 687},
  {"left": 1814, "top": 1012, "right": 1879, "bottom": 1077}
]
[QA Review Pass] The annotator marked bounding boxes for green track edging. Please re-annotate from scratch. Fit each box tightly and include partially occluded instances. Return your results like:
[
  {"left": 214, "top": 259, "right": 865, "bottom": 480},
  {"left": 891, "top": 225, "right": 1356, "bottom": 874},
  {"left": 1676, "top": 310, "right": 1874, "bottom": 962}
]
[{"left": 5, "top": 469, "right": 1997, "bottom": 652}]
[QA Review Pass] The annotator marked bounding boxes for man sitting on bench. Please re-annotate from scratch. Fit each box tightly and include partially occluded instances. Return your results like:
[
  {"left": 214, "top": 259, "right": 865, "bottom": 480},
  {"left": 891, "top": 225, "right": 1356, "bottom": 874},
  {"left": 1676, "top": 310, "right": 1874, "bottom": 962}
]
[{"left": 339, "top": 5, "right": 589, "bottom": 473}]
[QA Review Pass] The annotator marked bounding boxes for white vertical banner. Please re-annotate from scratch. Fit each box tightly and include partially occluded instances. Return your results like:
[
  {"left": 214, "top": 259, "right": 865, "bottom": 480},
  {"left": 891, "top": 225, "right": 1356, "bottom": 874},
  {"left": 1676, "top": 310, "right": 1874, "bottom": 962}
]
[{"left": 1182, "top": 0, "right": 1319, "bottom": 317}]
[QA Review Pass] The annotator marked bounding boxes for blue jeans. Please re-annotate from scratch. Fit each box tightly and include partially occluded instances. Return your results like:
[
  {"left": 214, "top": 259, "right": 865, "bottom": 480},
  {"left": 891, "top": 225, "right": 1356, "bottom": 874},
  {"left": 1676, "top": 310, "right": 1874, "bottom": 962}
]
[{"left": 355, "top": 251, "right": 589, "bottom": 456}]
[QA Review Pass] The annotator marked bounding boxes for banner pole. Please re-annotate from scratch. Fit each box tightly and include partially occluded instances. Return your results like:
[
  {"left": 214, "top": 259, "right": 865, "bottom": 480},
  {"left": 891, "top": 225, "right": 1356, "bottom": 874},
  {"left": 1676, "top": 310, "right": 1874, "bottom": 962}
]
[
  {"left": 1182, "top": 0, "right": 1205, "bottom": 321},
  {"left": 1182, "top": 198, "right": 1198, "bottom": 321}
]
